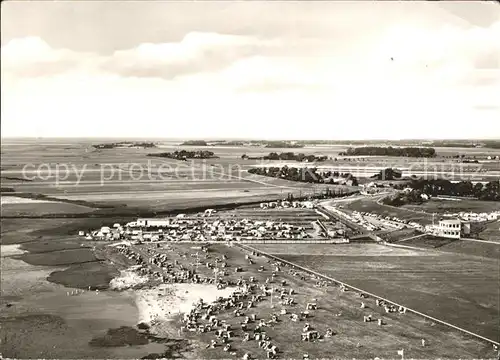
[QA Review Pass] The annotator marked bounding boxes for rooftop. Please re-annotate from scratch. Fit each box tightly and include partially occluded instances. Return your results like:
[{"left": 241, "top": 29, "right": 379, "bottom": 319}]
[{"left": 439, "top": 219, "right": 462, "bottom": 224}]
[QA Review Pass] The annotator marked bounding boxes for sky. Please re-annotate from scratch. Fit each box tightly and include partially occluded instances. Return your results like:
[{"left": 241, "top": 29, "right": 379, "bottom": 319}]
[{"left": 1, "top": 1, "right": 499, "bottom": 140}]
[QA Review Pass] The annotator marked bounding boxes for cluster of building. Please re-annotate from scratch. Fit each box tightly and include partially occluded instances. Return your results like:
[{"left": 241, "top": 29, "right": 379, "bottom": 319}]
[
  {"left": 353, "top": 211, "right": 425, "bottom": 232},
  {"left": 425, "top": 210, "right": 499, "bottom": 239},
  {"left": 259, "top": 201, "right": 315, "bottom": 210},
  {"left": 327, "top": 207, "right": 422, "bottom": 233},
  {"left": 81, "top": 213, "right": 311, "bottom": 242},
  {"left": 444, "top": 210, "right": 500, "bottom": 223},
  {"left": 361, "top": 182, "right": 395, "bottom": 194},
  {"left": 333, "top": 205, "right": 485, "bottom": 241},
  {"left": 79, "top": 223, "right": 123, "bottom": 240}
]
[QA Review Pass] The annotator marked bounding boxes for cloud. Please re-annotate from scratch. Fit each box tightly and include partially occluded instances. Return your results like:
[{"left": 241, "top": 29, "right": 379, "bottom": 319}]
[
  {"left": 1, "top": 22, "right": 499, "bottom": 139},
  {"left": 1, "top": 32, "right": 279, "bottom": 81},
  {"left": 3, "top": 21, "right": 498, "bottom": 84},
  {"left": 1, "top": 37, "right": 96, "bottom": 78},
  {"left": 101, "top": 32, "right": 279, "bottom": 80}
]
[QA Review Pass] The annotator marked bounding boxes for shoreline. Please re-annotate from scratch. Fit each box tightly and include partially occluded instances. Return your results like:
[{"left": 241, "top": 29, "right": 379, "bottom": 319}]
[{"left": 0, "top": 233, "right": 186, "bottom": 359}]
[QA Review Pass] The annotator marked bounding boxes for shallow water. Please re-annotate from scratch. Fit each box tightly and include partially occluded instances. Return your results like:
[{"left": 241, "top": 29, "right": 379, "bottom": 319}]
[{"left": 0, "top": 248, "right": 185, "bottom": 359}]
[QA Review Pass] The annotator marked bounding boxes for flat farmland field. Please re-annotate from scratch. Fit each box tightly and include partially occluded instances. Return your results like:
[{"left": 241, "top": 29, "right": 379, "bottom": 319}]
[
  {"left": 4, "top": 139, "right": 497, "bottom": 213},
  {"left": 478, "top": 220, "right": 500, "bottom": 242},
  {"left": 1, "top": 141, "right": 338, "bottom": 211},
  {"left": 0, "top": 197, "right": 96, "bottom": 216},
  {"left": 396, "top": 236, "right": 500, "bottom": 258},
  {"left": 254, "top": 243, "right": 500, "bottom": 342},
  {"left": 434, "top": 146, "right": 500, "bottom": 157}
]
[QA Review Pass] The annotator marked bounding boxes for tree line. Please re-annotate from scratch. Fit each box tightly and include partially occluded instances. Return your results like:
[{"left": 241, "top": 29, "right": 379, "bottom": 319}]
[
  {"left": 482, "top": 141, "right": 500, "bottom": 149},
  {"left": 179, "top": 140, "right": 305, "bottom": 148},
  {"left": 242, "top": 152, "right": 328, "bottom": 162},
  {"left": 263, "top": 141, "right": 304, "bottom": 148},
  {"left": 248, "top": 165, "right": 359, "bottom": 186},
  {"left": 340, "top": 146, "right": 436, "bottom": 158},
  {"left": 147, "top": 150, "right": 218, "bottom": 160},
  {"left": 283, "top": 188, "right": 357, "bottom": 202},
  {"left": 180, "top": 140, "right": 209, "bottom": 146},
  {"left": 211, "top": 140, "right": 246, "bottom": 146},
  {"left": 386, "top": 179, "right": 500, "bottom": 205},
  {"left": 94, "top": 142, "right": 156, "bottom": 149}
]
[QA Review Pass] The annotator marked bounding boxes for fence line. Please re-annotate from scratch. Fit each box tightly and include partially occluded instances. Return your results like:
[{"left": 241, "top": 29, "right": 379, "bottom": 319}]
[
  {"left": 232, "top": 239, "right": 348, "bottom": 244},
  {"left": 145, "top": 239, "right": 346, "bottom": 245},
  {"left": 234, "top": 243, "right": 500, "bottom": 347}
]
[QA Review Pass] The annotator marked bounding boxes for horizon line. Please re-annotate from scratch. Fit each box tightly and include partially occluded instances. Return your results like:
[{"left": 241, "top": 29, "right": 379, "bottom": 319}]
[{"left": 1, "top": 136, "right": 499, "bottom": 142}]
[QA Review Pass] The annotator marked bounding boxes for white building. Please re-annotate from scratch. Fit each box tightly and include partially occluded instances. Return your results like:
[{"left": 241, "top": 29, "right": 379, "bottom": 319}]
[{"left": 433, "top": 219, "right": 462, "bottom": 239}]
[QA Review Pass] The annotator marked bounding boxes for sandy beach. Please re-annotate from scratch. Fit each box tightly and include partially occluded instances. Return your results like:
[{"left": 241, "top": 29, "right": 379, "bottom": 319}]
[
  {"left": 1, "top": 244, "right": 28, "bottom": 257},
  {"left": 109, "top": 269, "right": 149, "bottom": 290},
  {"left": 0, "top": 242, "right": 172, "bottom": 359},
  {"left": 135, "top": 283, "right": 238, "bottom": 327},
  {"left": 107, "top": 265, "right": 239, "bottom": 326},
  {"left": 1, "top": 196, "right": 53, "bottom": 205}
]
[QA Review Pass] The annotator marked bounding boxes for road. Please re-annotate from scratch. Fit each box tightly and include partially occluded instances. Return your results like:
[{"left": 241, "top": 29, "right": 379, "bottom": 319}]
[{"left": 459, "top": 237, "right": 500, "bottom": 245}]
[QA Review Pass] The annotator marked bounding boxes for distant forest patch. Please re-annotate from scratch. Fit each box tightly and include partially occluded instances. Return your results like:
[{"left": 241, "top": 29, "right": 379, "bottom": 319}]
[
  {"left": 209, "top": 140, "right": 246, "bottom": 146},
  {"left": 93, "top": 142, "right": 156, "bottom": 149},
  {"left": 482, "top": 141, "right": 500, "bottom": 149},
  {"left": 339, "top": 146, "right": 436, "bottom": 158},
  {"left": 210, "top": 139, "right": 500, "bottom": 150},
  {"left": 261, "top": 141, "right": 304, "bottom": 148},
  {"left": 180, "top": 140, "right": 209, "bottom": 146},
  {"left": 242, "top": 152, "right": 328, "bottom": 162},
  {"left": 147, "top": 150, "right": 219, "bottom": 160},
  {"left": 180, "top": 140, "right": 304, "bottom": 148},
  {"left": 179, "top": 139, "right": 500, "bottom": 149}
]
